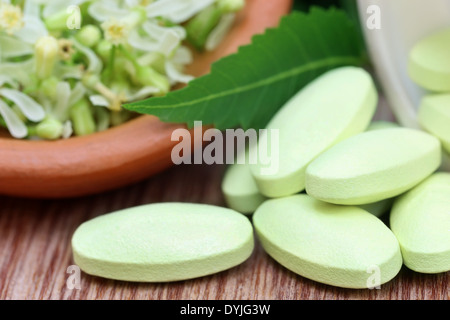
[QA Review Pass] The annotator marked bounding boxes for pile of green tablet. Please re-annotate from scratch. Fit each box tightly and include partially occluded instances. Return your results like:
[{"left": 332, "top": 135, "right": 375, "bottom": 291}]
[
  {"left": 71, "top": 31, "right": 449, "bottom": 288},
  {"left": 409, "top": 28, "right": 450, "bottom": 161},
  {"left": 223, "top": 65, "right": 449, "bottom": 288}
]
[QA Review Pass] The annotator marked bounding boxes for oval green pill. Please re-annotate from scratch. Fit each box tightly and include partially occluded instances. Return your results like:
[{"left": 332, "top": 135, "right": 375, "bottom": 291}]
[
  {"left": 253, "top": 194, "right": 402, "bottom": 289},
  {"left": 306, "top": 128, "right": 441, "bottom": 205},
  {"left": 418, "top": 94, "right": 450, "bottom": 154},
  {"left": 72, "top": 203, "right": 254, "bottom": 282},
  {"left": 358, "top": 122, "right": 399, "bottom": 216},
  {"left": 251, "top": 67, "right": 377, "bottom": 198},
  {"left": 222, "top": 148, "right": 265, "bottom": 214},
  {"left": 390, "top": 173, "right": 450, "bottom": 274},
  {"left": 409, "top": 28, "right": 450, "bottom": 92}
]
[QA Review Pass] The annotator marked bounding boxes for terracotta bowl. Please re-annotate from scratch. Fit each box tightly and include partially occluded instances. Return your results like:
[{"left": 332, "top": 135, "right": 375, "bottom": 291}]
[{"left": 0, "top": 0, "right": 292, "bottom": 198}]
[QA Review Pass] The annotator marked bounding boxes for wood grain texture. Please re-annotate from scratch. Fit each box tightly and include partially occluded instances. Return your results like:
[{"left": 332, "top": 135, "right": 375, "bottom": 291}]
[{"left": 0, "top": 164, "right": 448, "bottom": 300}]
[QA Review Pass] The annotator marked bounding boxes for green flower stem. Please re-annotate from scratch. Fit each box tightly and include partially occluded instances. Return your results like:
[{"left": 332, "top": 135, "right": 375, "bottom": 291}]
[
  {"left": 136, "top": 67, "right": 170, "bottom": 95},
  {"left": 36, "top": 117, "right": 63, "bottom": 140},
  {"left": 186, "top": 5, "right": 223, "bottom": 51},
  {"left": 82, "top": 74, "right": 122, "bottom": 111},
  {"left": 102, "top": 45, "right": 116, "bottom": 83},
  {"left": 118, "top": 45, "right": 138, "bottom": 67},
  {"left": 70, "top": 99, "right": 96, "bottom": 136},
  {"left": 113, "top": 56, "right": 134, "bottom": 80},
  {"left": 119, "top": 45, "right": 169, "bottom": 94},
  {"left": 96, "top": 82, "right": 123, "bottom": 111}
]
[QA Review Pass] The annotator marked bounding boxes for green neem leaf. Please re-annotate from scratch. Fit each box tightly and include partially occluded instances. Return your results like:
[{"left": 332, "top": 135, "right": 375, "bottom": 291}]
[{"left": 125, "top": 8, "right": 366, "bottom": 130}]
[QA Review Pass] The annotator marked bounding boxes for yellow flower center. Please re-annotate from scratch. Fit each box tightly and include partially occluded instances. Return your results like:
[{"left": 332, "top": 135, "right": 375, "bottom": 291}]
[
  {"left": 0, "top": 3, "right": 24, "bottom": 34},
  {"left": 101, "top": 19, "right": 129, "bottom": 45},
  {"left": 140, "top": 0, "right": 153, "bottom": 6}
]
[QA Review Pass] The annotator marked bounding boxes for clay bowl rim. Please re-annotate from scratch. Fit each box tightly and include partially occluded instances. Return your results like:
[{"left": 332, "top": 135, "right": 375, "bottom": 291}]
[{"left": 0, "top": 0, "right": 293, "bottom": 198}]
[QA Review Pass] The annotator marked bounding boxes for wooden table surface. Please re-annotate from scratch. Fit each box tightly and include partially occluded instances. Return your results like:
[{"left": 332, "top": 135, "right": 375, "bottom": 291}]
[{"left": 0, "top": 163, "right": 448, "bottom": 300}]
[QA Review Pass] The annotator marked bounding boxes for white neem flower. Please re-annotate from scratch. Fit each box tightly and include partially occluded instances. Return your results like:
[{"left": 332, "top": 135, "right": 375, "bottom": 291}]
[
  {"left": 90, "top": 0, "right": 186, "bottom": 57},
  {"left": 101, "top": 19, "right": 131, "bottom": 46},
  {"left": 0, "top": 87, "right": 45, "bottom": 122},
  {"left": 0, "top": 1, "right": 48, "bottom": 45},
  {"left": 129, "top": 20, "right": 186, "bottom": 56},
  {"left": 0, "top": 98, "right": 28, "bottom": 138},
  {"left": 98, "top": 5, "right": 147, "bottom": 46},
  {"left": 0, "top": 0, "right": 48, "bottom": 59},
  {"left": 0, "top": 2, "right": 24, "bottom": 35},
  {"left": 0, "top": 85, "right": 46, "bottom": 139}
]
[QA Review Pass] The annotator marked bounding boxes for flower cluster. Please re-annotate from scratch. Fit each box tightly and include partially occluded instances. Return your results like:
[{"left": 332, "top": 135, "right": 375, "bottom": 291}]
[{"left": 0, "top": 0, "right": 243, "bottom": 139}]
